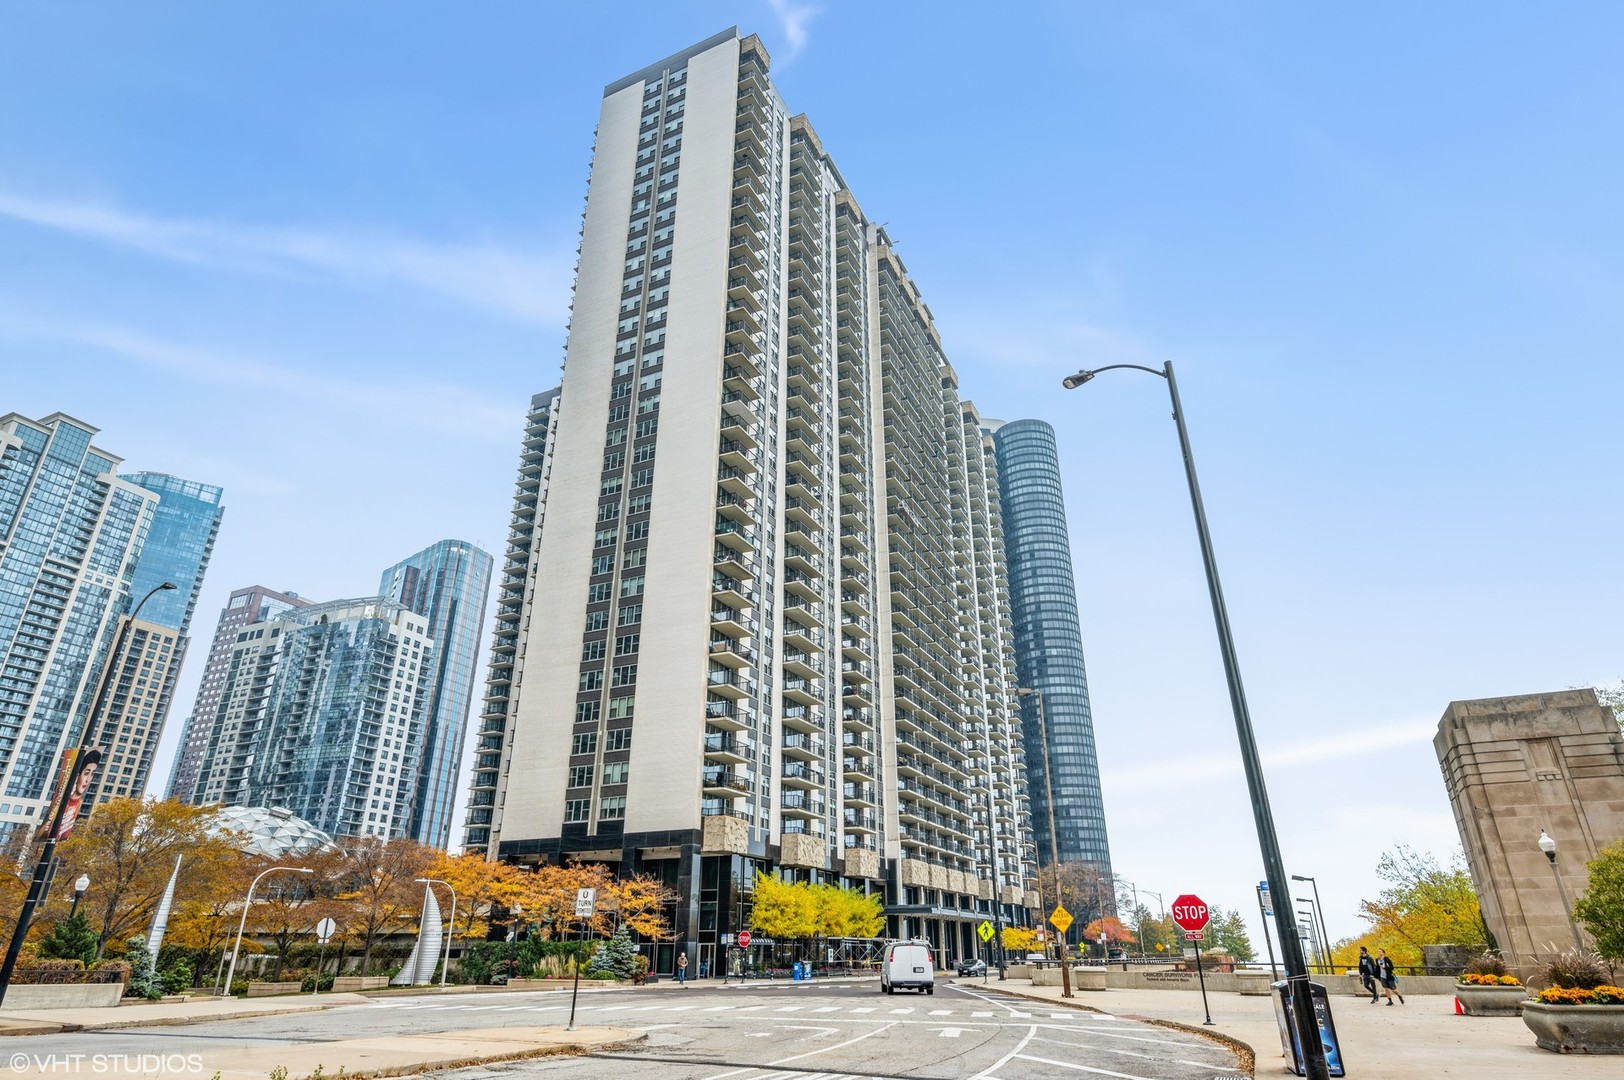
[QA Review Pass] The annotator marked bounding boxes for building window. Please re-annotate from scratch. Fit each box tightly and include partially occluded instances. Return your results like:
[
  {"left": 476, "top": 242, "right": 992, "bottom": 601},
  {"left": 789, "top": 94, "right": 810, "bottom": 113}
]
[
  {"left": 581, "top": 640, "right": 605, "bottom": 662},
  {"left": 575, "top": 701, "right": 601, "bottom": 724},
  {"left": 571, "top": 732, "right": 598, "bottom": 755},
  {"left": 619, "top": 575, "right": 645, "bottom": 597},
  {"left": 614, "top": 633, "right": 640, "bottom": 656},
  {"left": 631, "top": 468, "right": 654, "bottom": 488},
  {"left": 602, "top": 761, "right": 628, "bottom": 785},
  {"left": 606, "top": 728, "right": 632, "bottom": 751},
  {"left": 611, "top": 664, "right": 637, "bottom": 687},
  {"left": 584, "top": 611, "right": 609, "bottom": 632},
  {"left": 568, "top": 765, "right": 594, "bottom": 787},
  {"left": 565, "top": 799, "right": 590, "bottom": 823},
  {"left": 599, "top": 796, "right": 626, "bottom": 820},
  {"left": 608, "top": 696, "right": 635, "bottom": 719},
  {"left": 617, "top": 604, "right": 642, "bottom": 626}
]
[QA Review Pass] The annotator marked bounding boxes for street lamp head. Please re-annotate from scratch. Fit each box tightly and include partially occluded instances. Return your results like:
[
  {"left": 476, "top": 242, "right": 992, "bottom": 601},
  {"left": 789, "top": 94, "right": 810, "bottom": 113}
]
[
  {"left": 1539, "top": 830, "right": 1557, "bottom": 861},
  {"left": 74, "top": 874, "right": 89, "bottom": 893},
  {"left": 158, "top": 582, "right": 178, "bottom": 592},
  {"left": 1061, "top": 370, "right": 1095, "bottom": 389},
  {"left": 1291, "top": 875, "right": 1312, "bottom": 883}
]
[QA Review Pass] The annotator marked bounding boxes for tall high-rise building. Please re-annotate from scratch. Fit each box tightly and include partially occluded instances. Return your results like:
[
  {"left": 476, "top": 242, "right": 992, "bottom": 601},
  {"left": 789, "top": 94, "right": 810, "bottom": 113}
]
[
  {"left": 192, "top": 597, "right": 433, "bottom": 839},
  {"left": 0, "top": 413, "right": 155, "bottom": 844},
  {"left": 168, "top": 585, "right": 309, "bottom": 803},
  {"left": 466, "top": 29, "right": 1038, "bottom": 973},
  {"left": 989, "top": 420, "right": 1112, "bottom": 885},
  {"left": 378, "top": 539, "right": 493, "bottom": 848},
  {"left": 87, "top": 472, "right": 224, "bottom": 804}
]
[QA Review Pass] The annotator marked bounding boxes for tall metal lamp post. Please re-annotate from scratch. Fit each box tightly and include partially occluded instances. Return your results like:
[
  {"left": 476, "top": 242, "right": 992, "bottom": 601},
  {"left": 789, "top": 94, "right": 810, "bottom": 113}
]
[
  {"left": 0, "top": 581, "right": 177, "bottom": 1008},
  {"left": 223, "top": 866, "right": 313, "bottom": 994},
  {"left": 1062, "top": 362, "right": 1329, "bottom": 1080},
  {"left": 1538, "top": 831, "right": 1586, "bottom": 951},
  {"left": 416, "top": 877, "right": 459, "bottom": 988},
  {"left": 1016, "top": 686, "right": 1072, "bottom": 999},
  {"left": 1292, "top": 874, "right": 1334, "bottom": 973}
]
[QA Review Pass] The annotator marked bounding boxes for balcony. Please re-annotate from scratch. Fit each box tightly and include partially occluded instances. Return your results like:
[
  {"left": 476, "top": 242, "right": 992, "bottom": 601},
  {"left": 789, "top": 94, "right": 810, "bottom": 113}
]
[
  {"left": 707, "top": 666, "right": 755, "bottom": 700},
  {"left": 706, "top": 698, "right": 752, "bottom": 731},
  {"left": 781, "top": 760, "right": 826, "bottom": 789},
  {"left": 710, "top": 604, "right": 755, "bottom": 639},
  {"left": 714, "top": 517, "right": 758, "bottom": 553},
  {"left": 708, "top": 637, "right": 756, "bottom": 668},
  {"left": 703, "top": 730, "right": 750, "bottom": 764},
  {"left": 718, "top": 437, "right": 759, "bottom": 472},
  {"left": 782, "top": 648, "right": 824, "bottom": 677},
  {"left": 781, "top": 791, "right": 826, "bottom": 816},
  {"left": 703, "top": 767, "right": 751, "bottom": 796},
  {"left": 782, "top": 675, "right": 824, "bottom": 705},
  {"left": 781, "top": 703, "right": 826, "bottom": 734},
  {"left": 781, "top": 732, "right": 825, "bottom": 760},
  {"left": 843, "top": 756, "right": 876, "bottom": 780}
]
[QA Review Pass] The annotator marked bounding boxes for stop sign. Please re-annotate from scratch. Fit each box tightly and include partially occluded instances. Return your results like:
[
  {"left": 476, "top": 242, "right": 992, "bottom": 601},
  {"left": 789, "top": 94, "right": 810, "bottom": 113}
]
[
  {"left": 1170, "top": 894, "right": 1210, "bottom": 933},
  {"left": 737, "top": 930, "right": 751, "bottom": 948}
]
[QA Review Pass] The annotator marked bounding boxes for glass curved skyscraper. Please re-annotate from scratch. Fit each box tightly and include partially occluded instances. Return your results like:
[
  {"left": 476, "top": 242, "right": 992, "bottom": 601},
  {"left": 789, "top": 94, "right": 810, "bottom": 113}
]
[{"left": 990, "top": 419, "right": 1112, "bottom": 877}]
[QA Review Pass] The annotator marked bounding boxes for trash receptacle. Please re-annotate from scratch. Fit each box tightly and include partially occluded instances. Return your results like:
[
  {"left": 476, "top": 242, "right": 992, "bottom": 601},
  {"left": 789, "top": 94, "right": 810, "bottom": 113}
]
[
  {"left": 792, "top": 961, "right": 804, "bottom": 981},
  {"left": 1271, "top": 980, "right": 1345, "bottom": 1077}
]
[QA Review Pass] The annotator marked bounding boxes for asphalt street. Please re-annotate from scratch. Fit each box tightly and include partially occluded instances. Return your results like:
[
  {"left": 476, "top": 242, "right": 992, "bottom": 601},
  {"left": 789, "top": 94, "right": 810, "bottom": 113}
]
[{"left": 1, "top": 978, "right": 1244, "bottom": 1080}]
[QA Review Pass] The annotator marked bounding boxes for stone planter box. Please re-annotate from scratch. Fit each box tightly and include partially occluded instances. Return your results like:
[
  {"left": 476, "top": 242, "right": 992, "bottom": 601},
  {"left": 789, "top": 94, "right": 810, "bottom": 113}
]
[
  {"left": 1522, "top": 1002, "right": 1624, "bottom": 1054},
  {"left": 0, "top": 982, "right": 124, "bottom": 1010},
  {"left": 245, "top": 981, "right": 303, "bottom": 997},
  {"left": 330, "top": 976, "right": 390, "bottom": 992},
  {"left": 1455, "top": 984, "right": 1528, "bottom": 1017},
  {"left": 1005, "top": 964, "right": 1034, "bottom": 980},
  {"left": 1236, "top": 972, "right": 1274, "bottom": 996},
  {"left": 1032, "top": 967, "right": 1105, "bottom": 990}
]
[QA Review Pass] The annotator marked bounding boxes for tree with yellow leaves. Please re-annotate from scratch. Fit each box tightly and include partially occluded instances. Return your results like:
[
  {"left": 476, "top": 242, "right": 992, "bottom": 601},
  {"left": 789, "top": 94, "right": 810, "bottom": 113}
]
[
  {"left": 426, "top": 852, "right": 526, "bottom": 941},
  {"left": 750, "top": 872, "right": 817, "bottom": 940},
  {"left": 1000, "top": 926, "right": 1042, "bottom": 953},
  {"left": 330, "top": 835, "right": 434, "bottom": 973}
]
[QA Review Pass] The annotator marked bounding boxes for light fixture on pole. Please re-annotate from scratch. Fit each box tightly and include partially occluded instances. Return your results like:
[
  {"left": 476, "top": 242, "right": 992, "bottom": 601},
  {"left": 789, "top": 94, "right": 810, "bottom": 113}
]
[
  {"left": 1062, "top": 362, "right": 1330, "bottom": 1080},
  {"left": 416, "top": 877, "right": 459, "bottom": 988},
  {"left": 1017, "top": 686, "right": 1072, "bottom": 999},
  {"left": 0, "top": 581, "right": 177, "bottom": 1009},
  {"left": 223, "top": 866, "right": 312, "bottom": 995},
  {"left": 1538, "top": 830, "right": 1585, "bottom": 951},
  {"left": 1292, "top": 874, "right": 1334, "bottom": 973},
  {"left": 70, "top": 875, "right": 90, "bottom": 921}
]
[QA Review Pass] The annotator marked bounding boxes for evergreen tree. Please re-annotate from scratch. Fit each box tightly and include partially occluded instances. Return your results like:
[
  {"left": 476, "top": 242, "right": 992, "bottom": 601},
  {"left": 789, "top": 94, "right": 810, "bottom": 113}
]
[
  {"left": 123, "top": 935, "right": 160, "bottom": 999},
  {"left": 586, "top": 923, "right": 638, "bottom": 979},
  {"left": 38, "top": 912, "right": 97, "bottom": 967},
  {"left": 1209, "top": 909, "right": 1257, "bottom": 962}
]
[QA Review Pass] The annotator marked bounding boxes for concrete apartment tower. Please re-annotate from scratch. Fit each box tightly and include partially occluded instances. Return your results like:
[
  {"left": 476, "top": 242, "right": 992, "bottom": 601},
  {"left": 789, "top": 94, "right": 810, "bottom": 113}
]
[
  {"left": 87, "top": 472, "right": 224, "bottom": 804},
  {"left": 378, "top": 539, "right": 493, "bottom": 849},
  {"left": 0, "top": 413, "right": 156, "bottom": 846},
  {"left": 988, "top": 420, "right": 1113, "bottom": 907},
  {"left": 191, "top": 598, "right": 433, "bottom": 839},
  {"left": 168, "top": 585, "right": 310, "bottom": 803},
  {"left": 466, "top": 28, "right": 1038, "bottom": 974},
  {"left": 1436, "top": 689, "right": 1624, "bottom": 968}
]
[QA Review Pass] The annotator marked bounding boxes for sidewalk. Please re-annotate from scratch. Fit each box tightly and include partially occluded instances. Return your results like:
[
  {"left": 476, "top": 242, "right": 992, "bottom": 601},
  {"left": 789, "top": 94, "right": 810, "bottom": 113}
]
[
  {"left": 9, "top": 1024, "right": 640, "bottom": 1079},
  {"left": 984, "top": 978, "right": 1605, "bottom": 1078},
  {"left": 0, "top": 991, "right": 372, "bottom": 1035}
]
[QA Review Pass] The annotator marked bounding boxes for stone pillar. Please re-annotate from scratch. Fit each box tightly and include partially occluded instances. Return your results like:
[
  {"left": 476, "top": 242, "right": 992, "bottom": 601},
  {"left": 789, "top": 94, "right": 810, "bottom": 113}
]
[{"left": 1435, "top": 689, "right": 1624, "bottom": 969}]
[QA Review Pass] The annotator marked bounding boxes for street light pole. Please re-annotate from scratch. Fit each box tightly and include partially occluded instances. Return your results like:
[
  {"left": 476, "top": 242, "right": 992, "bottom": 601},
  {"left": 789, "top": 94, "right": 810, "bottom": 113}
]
[
  {"left": 416, "top": 877, "right": 459, "bottom": 988},
  {"left": 0, "top": 581, "right": 177, "bottom": 1009},
  {"left": 1293, "top": 875, "right": 1335, "bottom": 974},
  {"left": 981, "top": 725, "right": 1008, "bottom": 980},
  {"left": 223, "top": 866, "right": 312, "bottom": 995},
  {"left": 1538, "top": 831, "right": 1586, "bottom": 951},
  {"left": 1017, "top": 687, "right": 1071, "bottom": 999},
  {"left": 1063, "top": 362, "right": 1330, "bottom": 1080},
  {"left": 70, "top": 875, "right": 90, "bottom": 921}
]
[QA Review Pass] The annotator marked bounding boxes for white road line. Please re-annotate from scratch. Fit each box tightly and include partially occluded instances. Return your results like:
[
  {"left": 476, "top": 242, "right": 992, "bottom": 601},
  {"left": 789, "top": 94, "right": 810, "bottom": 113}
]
[
  {"left": 969, "top": 1023, "right": 1037, "bottom": 1080},
  {"left": 774, "top": 1005, "right": 804, "bottom": 1012},
  {"left": 850, "top": 1007, "right": 875, "bottom": 1013},
  {"left": 1016, "top": 1053, "right": 1159, "bottom": 1079},
  {"left": 701, "top": 1023, "right": 897, "bottom": 1080},
  {"left": 971, "top": 1011, "right": 993, "bottom": 1017},
  {"left": 812, "top": 1005, "right": 840, "bottom": 1012},
  {"left": 888, "top": 1007, "right": 913, "bottom": 1014},
  {"left": 936, "top": 1027, "right": 963, "bottom": 1038},
  {"left": 1031, "top": 1035, "right": 1230, "bottom": 1068},
  {"left": 929, "top": 1009, "right": 952, "bottom": 1015},
  {"left": 704, "top": 1004, "right": 735, "bottom": 1011}
]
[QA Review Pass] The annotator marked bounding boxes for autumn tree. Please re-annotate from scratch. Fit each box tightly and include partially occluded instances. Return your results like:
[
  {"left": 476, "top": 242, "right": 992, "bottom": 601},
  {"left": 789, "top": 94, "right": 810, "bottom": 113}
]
[
  {"left": 56, "top": 797, "right": 241, "bottom": 958},
  {"left": 1000, "top": 926, "right": 1042, "bottom": 953},
  {"left": 749, "top": 873, "right": 817, "bottom": 940},
  {"left": 1082, "top": 915, "right": 1136, "bottom": 956},
  {"left": 331, "top": 835, "right": 434, "bottom": 973},
  {"left": 1354, "top": 845, "right": 1486, "bottom": 965},
  {"left": 606, "top": 872, "right": 673, "bottom": 941},
  {"left": 426, "top": 852, "right": 526, "bottom": 941},
  {"left": 813, "top": 883, "right": 883, "bottom": 940},
  {"left": 165, "top": 854, "right": 260, "bottom": 987}
]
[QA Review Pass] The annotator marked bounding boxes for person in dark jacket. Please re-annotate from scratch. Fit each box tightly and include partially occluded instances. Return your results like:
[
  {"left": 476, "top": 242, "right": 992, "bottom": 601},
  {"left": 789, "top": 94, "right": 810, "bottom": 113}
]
[
  {"left": 1377, "top": 948, "right": 1404, "bottom": 1005},
  {"left": 1357, "top": 946, "right": 1380, "bottom": 1003}
]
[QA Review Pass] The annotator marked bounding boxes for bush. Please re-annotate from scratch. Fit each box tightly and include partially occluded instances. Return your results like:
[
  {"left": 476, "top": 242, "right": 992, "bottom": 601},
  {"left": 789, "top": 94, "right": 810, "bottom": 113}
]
[
  {"left": 1536, "top": 949, "right": 1610, "bottom": 990},
  {"left": 299, "top": 973, "right": 335, "bottom": 992},
  {"left": 90, "top": 959, "right": 132, "bottom": 987},
  {"left": 1463, "top": 953, "right": 1507, "bottom": 978},
  {"left": 1574, "top": 840, "right": 1624, "bottom": 971},
  {"left": 1536, "top": 985, "right": 1624, "bottom": 1005},
  {"left": 1460, "top": 972, "right": 1520, "bottom": 986},
  {"left": 38, "top": 913, "right": 97, "bottom": 967},
  {"left": 229, "top": 977, "right": 248, "bottom": 997},
  {"left": 123, "top": 936, "right": 161, "bottom": 999},
  {"left": 586, "top": 925, "right": 637, "bottom": 980},
  {"left": 160, "top": 959, "right": 194, "bottom": 996}
]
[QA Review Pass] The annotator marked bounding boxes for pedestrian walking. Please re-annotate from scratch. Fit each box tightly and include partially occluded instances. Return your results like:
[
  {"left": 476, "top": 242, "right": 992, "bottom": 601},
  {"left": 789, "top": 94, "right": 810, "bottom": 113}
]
[
  {"left": 1377, "top": 948, "right": 1404, "bottom": 1005},
  {"left": 677, "top": 951, "right": 689, "bottom": 986},
  {"left": 1357, "top": 946, "right": 1380, "bottom": 1003}
]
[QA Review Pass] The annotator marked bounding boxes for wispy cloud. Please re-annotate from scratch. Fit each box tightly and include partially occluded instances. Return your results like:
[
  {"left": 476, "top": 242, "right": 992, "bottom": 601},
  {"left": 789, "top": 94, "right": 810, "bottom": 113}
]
[
  {"left": 767, "top": 0, "right": 821, "bottom": 61},
  {"left": 1106, "top": 717, "right": 1436, "bottom": 793},
  {"left": 0, "top": 307, "right": 519, "bottom": 442},
  {"left": 0, "top": 188, "right": 571, "bottom": 325}
]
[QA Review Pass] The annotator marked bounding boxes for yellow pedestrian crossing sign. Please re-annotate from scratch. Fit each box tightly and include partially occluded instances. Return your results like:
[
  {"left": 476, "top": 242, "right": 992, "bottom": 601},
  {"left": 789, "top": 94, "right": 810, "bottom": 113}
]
[
  {"left": 1049, "top": 905, "right": 1073, "bottom": 934},
  {"left": 977, "top": 920, "right": 995, "bottom": 942}
]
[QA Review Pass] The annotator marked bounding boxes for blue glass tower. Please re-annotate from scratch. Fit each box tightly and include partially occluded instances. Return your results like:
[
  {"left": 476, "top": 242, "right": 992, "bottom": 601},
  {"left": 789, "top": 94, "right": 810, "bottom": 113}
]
[
  {"left": 991, "top": 419, "right": 1113, "bottom": 878},
  {"left": 0, "top": 413, "right": 155, "bottom": 841},
  {"left": 379, "top": 540, "right": 493, "bottom": 849}
]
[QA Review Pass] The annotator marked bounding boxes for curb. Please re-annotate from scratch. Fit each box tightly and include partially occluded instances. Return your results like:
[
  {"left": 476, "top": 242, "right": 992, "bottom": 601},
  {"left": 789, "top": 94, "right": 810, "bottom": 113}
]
[
  {"left": 259, "top": 1030, "right": 649, "bottom": 1080},
  {"left": 980, "top": 985, "right": 1257, "bottom": 1078},
  {"left": 0, "top": 1001, "right": 360, "bottom": 1036}
]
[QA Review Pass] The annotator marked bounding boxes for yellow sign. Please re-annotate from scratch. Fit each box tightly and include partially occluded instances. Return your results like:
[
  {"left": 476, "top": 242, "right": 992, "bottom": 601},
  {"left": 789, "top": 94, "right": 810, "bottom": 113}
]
[
  {"left": 977, "top": 920, "right": 995, "bottom": 942},
  {"left": 1048, "top": 905, "right": 1073, "bottom": 934}
]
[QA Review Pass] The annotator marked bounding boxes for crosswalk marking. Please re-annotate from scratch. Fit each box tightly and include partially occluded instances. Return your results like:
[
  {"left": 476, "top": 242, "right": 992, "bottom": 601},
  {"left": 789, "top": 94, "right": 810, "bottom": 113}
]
[
  {"left": 850, "top": 1007, "right": 875, "bottom": 1013},
  {"left": 775, "top": 1005, "right": 804, "bottom": 1012},
  {"left": 812, "top": 1005, "right": 840, "bottom": 1012},
  {"left": 930, "top": 1009, "right": 951, "bottom": 1015},
  {"left": 888, "top": 1007, "right": 913, "bottom": 1014}
]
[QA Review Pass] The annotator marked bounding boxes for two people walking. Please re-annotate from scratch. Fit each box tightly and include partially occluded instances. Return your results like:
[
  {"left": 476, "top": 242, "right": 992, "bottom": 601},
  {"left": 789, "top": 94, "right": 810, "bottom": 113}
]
[{"left": 1357, "top": 946, "right": 1404, "bottom": 1005}]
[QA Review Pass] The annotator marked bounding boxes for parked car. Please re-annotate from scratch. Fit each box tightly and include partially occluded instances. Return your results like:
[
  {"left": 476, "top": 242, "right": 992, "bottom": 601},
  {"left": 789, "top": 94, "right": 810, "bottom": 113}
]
[
  {"left": 955, "top": 957, "right": 988, "bottom": 977},
  {"left": 881, "top": 940, "right": 935, "bottom": 995}
]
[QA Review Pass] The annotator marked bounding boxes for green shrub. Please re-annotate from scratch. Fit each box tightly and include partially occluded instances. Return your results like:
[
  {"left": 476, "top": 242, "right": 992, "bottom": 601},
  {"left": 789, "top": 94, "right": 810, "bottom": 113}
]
[
  {"left": 38, "top": 913, "right": 97, "bottom": 967},
  {"left": 159, "top": 959, "right": 194, "bottom": 996}
]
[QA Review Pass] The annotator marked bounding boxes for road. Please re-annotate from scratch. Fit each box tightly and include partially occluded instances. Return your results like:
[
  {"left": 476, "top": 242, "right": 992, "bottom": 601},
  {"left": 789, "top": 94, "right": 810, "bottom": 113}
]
[{"left": 1, "top": 978, "right": 1244, "bottom": 1080}]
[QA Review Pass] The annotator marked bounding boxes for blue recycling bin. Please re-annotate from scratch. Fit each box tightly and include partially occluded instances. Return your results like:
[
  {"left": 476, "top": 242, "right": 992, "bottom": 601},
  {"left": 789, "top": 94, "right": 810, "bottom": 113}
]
[{"left": 793, "top": 961, "right": 804, "bottom": 981}]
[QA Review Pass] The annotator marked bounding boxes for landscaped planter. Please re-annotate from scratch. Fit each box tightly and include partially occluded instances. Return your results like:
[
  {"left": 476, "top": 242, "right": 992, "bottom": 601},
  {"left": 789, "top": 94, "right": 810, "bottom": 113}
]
[
  {"left": 245, "top": 981, "right": 303, "bottom": 997},
  {"left": 1455, "top": 984, "right": 1528, "bottom": 1016},
  {"left": 1522, "top": 1002, "right": 1624, "bottom": 1053}
]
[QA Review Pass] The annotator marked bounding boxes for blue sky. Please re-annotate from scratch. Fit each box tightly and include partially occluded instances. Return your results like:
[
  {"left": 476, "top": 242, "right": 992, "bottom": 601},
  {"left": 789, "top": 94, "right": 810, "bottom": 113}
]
[{"left": 4, "top": 2, "right": 1621, "bottom": 947}]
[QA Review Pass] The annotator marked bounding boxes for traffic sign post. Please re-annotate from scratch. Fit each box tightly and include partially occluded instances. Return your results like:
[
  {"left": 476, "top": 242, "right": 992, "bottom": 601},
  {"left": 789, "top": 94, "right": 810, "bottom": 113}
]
[
  {"left": 312, "top": 917, "right": 337, "bottom": 996},
  {"left": 1172, "top": 894, "right": 1214, "bottom": 1026},
  {"left": 1047, "top": 905, "right": 1074, "bottom": 998},
  {"left": 737, "top": 930, "right": 751, "bottom": 949},
  {"left": 1257, "top": 882, "right": 1280, "bottom": 980},
  {"left": 567, "top": 889, "right": 596, "bottom": 1031}
]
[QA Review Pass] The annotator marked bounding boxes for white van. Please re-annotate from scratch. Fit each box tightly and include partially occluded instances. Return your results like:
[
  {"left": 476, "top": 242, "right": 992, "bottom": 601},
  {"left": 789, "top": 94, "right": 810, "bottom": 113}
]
[{"left": 881, "top": 940, "right": 935, "bottom": 994}]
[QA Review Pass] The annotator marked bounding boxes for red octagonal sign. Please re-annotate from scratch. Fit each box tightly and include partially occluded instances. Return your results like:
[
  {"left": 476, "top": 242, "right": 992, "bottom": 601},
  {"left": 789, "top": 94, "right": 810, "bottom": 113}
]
[{"left": 1170, "top": 894, "right": 1210, "bottom": 933}]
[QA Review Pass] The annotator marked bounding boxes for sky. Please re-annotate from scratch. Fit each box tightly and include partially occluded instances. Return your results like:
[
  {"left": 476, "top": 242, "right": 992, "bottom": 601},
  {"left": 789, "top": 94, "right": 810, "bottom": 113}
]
[{"left": 3, "top": 1, "right": 1621, "bottom": 950}]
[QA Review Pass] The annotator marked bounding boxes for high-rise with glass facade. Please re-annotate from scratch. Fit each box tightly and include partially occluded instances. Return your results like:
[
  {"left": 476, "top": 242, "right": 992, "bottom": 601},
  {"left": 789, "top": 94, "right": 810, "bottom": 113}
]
[
  {"left": 0, "top": 413, "right": 155, "bottom": 844},
  {"left": 378, "top": 539, "right": 493, "bottom": 848},
  {"left": 168, "top": 585, "right": 310, "bottom": 803},
  {"left": 191, "top": 597, "right": 433, "bottom": 839},
  {"left": 989, "top": 419, "right": 1112, "bottom": 879},
  {"left": 466, "top": 29, "right": 1039, "bottom": 974},
  {"left": 87, "top": 472, "right": 224, "bottom": 804}
]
